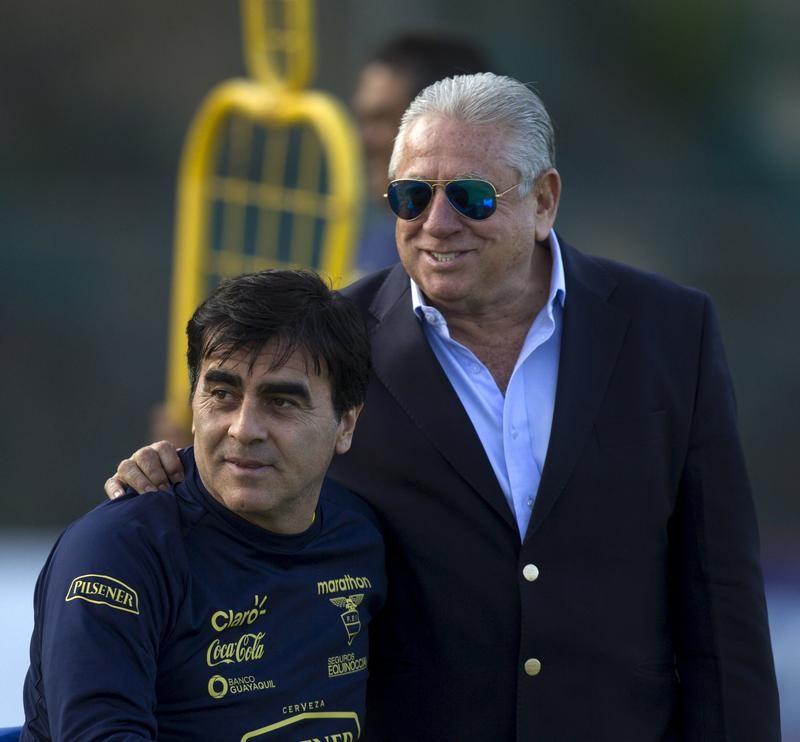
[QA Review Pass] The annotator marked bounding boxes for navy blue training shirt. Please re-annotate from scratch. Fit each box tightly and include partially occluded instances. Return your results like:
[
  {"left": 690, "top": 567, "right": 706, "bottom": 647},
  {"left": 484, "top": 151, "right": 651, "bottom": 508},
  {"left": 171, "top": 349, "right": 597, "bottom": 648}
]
[{"left": 22, "top": 448, "right": 385, "bottom": 741}]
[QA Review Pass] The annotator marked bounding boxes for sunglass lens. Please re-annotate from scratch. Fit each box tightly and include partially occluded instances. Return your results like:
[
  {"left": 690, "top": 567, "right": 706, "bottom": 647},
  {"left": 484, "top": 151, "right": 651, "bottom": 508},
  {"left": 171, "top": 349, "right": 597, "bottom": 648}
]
[
  {"left": 387, "top": 180, "right": 433, "bottom": 220},
  {"left": 445, "top": 180, "right": 496, "bottom": 220}
]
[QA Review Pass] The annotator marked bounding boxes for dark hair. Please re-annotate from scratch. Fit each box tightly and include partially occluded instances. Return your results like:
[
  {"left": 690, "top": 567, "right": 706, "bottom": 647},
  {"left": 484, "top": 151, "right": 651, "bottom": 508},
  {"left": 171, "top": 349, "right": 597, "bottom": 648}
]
[
  {"left": 186, "top": 270, "right": 371, "bottom": 417},
  {"left": 368, "top": 32, "right": 491, "bottom": 99}
]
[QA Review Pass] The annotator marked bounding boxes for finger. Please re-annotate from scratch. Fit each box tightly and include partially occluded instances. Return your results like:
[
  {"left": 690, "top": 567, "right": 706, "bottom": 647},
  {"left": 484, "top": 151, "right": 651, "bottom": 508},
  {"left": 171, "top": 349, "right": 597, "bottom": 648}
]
[
  {"left": 150, "top": 440, "right": 185, "bottom": 484},
  {"left": 116, "top": 454, "right": 164, "bottom": 494},
  {"left": 104, "top": 476, "right": 126, "bottom": 500}
]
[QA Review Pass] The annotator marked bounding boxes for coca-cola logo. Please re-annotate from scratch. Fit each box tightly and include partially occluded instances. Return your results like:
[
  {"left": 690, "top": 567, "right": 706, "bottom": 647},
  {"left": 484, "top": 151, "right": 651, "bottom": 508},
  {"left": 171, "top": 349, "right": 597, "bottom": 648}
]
[{"left": 206, "top": 631, "right": 266, "bottom": 667}]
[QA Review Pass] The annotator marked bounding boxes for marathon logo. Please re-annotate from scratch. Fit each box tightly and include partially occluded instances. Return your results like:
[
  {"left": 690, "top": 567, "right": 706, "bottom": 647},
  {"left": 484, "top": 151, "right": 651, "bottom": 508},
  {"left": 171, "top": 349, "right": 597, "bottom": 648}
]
[
  {"left": 66, "top": 574, "right": 140, "bottom": 615},
  {"left": 316, "top": 574, "right": 372, "bottom": 595}
]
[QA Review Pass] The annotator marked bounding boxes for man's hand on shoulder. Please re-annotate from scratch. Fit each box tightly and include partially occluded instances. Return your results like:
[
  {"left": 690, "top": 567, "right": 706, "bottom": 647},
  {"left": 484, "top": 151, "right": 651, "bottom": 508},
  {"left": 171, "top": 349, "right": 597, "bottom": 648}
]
[{"left": 104, "top": 441, "right": 185, "bottom": 499}]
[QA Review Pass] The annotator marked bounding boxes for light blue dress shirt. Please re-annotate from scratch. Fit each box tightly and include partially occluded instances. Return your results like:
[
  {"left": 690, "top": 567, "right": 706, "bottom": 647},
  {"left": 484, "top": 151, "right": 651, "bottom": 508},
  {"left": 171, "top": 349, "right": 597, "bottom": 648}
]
[{"left": 412, "top": 230, "right": 566, "bottom": 539}]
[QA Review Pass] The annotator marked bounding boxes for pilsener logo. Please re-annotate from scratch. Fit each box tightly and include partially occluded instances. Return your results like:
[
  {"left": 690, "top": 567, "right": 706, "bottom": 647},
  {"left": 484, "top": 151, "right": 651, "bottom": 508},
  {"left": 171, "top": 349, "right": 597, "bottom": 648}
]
[{"left": 66, "top": 574, "right": 140, "bottom": 615}]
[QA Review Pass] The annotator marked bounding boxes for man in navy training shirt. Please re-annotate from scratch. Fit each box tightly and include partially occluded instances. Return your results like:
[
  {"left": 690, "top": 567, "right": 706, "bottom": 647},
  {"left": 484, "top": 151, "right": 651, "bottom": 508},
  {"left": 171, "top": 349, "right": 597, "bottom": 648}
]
[{"left": 22, "top": 269, "right": 385, "bottom": 741}]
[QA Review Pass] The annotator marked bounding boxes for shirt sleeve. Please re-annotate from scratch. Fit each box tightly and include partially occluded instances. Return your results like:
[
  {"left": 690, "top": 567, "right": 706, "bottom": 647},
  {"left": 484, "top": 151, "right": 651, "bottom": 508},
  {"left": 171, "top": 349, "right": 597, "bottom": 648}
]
[{"left": 31, "top": 503, "right": 178, "bottom": 741}]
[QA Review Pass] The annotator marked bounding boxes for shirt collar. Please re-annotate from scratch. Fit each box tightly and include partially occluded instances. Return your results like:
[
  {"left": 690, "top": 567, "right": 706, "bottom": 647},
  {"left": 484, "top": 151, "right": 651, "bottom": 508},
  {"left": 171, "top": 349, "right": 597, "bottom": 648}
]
[{"left": 412, "top": 228, "right": 567, "bottom": 321}]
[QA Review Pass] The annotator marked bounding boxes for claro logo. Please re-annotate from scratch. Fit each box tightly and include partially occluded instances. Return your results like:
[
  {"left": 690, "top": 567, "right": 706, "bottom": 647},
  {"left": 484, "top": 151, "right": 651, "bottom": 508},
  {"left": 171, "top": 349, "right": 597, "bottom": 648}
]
[{"left": 211, "top": 595, "right": 268, "bottom": 632}]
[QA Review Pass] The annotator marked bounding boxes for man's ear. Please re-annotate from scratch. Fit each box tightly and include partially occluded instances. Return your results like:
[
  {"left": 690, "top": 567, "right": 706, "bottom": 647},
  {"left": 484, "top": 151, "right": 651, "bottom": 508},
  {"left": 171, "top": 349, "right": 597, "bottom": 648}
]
[
  {"left": 334, "top": 404, "right": 363, "bottom": 455},
  {"left": 533, "top": 168, "right": 561, "bottom": 242}
]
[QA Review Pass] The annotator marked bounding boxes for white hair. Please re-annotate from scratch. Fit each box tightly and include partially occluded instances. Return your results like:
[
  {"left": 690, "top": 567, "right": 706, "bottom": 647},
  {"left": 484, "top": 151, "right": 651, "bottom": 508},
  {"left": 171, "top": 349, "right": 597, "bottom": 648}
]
[{"left": 388, "top": 72, "right": 555, "bottom": 196}]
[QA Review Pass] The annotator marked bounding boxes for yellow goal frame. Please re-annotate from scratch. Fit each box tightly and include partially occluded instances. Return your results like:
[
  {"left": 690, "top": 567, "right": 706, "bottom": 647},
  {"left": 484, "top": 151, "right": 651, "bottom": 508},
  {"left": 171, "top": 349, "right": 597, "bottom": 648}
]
[{"left": 164, "top": 0, "right": 363, "bottom": 429}]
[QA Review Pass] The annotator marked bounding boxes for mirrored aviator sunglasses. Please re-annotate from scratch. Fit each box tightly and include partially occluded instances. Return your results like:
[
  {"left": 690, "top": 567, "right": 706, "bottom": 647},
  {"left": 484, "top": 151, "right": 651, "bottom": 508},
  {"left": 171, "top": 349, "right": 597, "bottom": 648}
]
[{"left": 385, "top": 178, "right": 519, "bottom": 221}]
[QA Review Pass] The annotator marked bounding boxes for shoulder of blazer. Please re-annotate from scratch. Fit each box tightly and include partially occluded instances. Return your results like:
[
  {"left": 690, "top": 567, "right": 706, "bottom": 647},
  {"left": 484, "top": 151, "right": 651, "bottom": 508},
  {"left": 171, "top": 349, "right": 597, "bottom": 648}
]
[
  {"left": 342, "top": 241, "right": 708, "bottom": 324},
  {"left": 559, "top": 235, "right": 708, "bottom": 315},
  {"left": 342, "top": 264, "right": 411, "bottom": 327}
]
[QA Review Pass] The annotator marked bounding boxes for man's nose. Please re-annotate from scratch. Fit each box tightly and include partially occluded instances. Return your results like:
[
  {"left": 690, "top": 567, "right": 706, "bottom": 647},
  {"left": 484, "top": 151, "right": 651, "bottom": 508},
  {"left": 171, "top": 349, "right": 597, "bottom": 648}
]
[
  {"left": 422, "top": 185, "right": 462, "bottom": 235},
  {"left": 228, "top": 397, "right": 265, "bottom": 444}
]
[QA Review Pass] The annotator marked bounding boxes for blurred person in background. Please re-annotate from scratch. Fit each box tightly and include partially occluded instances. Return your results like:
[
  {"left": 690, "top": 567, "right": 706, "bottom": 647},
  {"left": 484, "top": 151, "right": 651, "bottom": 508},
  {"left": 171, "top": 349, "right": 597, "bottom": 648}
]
[
  {"left": 23, "top": 270, "right": 384, "bottom": 741},
  {"left": 107, "top": 74, "right": 780, "bottom": 740}
]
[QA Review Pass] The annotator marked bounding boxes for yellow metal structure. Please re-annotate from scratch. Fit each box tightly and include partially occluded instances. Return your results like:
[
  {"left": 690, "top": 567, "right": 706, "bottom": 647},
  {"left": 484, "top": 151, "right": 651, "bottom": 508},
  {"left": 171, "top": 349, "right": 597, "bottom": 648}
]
[
  {"left": 164, "top": 0, "right": 363, "bottom": 429},
  {"left": 242, "top": 0, "right": 314, "bottom": 89}
]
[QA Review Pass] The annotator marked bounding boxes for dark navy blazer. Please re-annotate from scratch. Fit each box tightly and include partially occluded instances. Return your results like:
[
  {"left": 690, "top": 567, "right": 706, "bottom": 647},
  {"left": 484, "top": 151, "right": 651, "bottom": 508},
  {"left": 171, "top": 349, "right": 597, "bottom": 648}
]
[{"left": 329, "top": 239, "right": 780, "bottom": 741}]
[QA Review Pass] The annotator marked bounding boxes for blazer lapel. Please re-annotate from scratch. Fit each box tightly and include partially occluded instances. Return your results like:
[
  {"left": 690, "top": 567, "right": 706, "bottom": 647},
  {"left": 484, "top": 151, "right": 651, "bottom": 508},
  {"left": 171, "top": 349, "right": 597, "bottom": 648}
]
[
  {"left": 527, "top": 243, "right": 630, "bottom": 539},
  {"left": 367, "top": 266, "right": 515, "bottom": 529}
]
